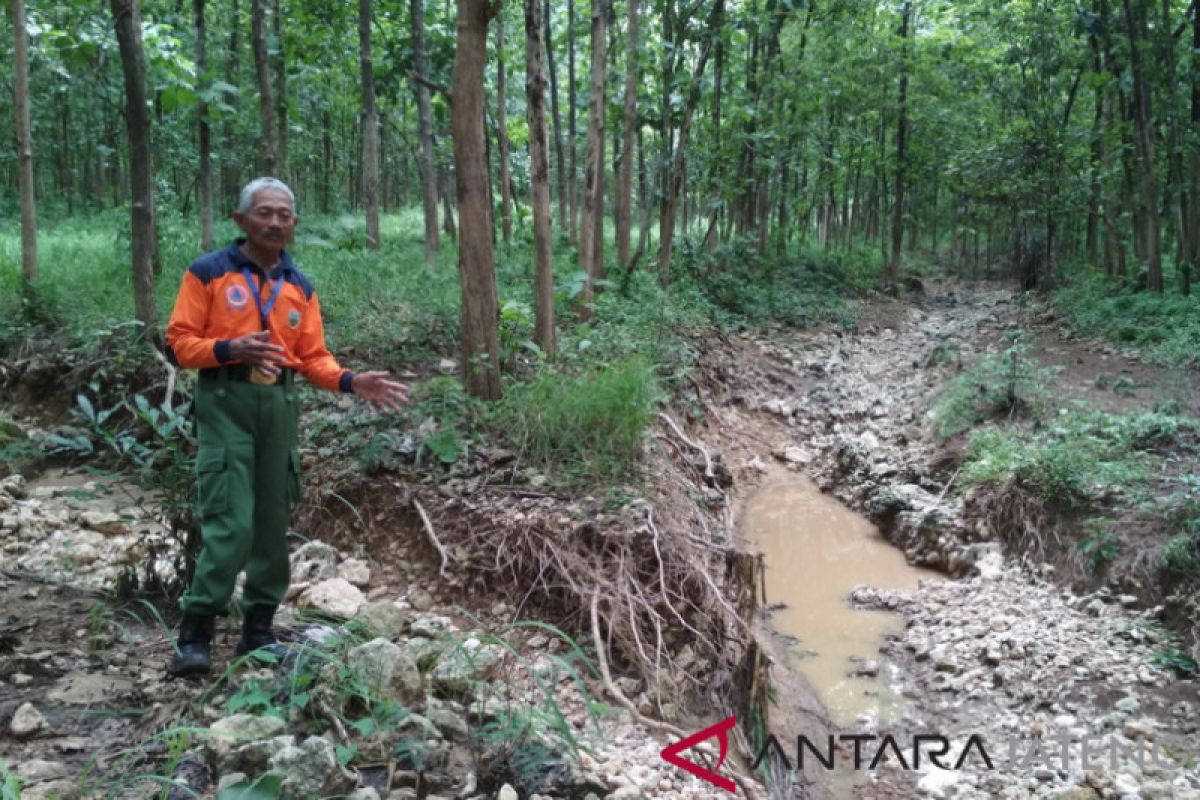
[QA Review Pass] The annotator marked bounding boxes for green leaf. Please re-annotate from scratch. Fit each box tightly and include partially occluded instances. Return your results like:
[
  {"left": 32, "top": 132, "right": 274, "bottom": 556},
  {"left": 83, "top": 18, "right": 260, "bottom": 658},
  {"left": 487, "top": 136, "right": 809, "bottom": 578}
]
[{"left": 214, "top": 773, "right": 283, "bottom": 800}]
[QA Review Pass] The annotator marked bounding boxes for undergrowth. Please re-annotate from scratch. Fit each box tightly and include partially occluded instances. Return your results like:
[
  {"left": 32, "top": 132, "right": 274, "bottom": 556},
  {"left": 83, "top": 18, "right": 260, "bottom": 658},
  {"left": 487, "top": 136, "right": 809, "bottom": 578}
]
[
  {"left": 961, "top": 406, "right": 1197, "bottom": 507},
  {"left": 1051, "top": 273, "right": 1200, "bottom": 367},
  {"left": 929, "top": 332, "right": 1055, "bottom": 438}
]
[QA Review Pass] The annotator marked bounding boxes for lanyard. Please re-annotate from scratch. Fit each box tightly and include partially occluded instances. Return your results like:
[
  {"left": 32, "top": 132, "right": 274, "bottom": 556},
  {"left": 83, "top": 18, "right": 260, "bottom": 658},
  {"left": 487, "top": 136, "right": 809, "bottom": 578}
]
[{"left": 242, "top": 267, "right": 284, "bottom": 328}]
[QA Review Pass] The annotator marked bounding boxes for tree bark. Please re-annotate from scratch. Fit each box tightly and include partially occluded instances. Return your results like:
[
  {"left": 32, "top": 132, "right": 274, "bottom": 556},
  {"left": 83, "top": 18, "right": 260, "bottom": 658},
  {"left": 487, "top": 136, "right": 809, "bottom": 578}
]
[
  {"left": 452, "top": 0, "right": 503, "bottom": 400},
  {"left": 497, "top": 15, "right": 514, "bottom": 242},
  {"left": 657, "top": 4, "right": 718, "bottom": 279},
  {"left": 272, "top": 0, "right": 288, "bottom": 182},
  {"left": 568, "top": 0, "right": 579, "bottom": 245},
  {"left": 110, "top": 0, "right": 159, "bottom": 341},
  {"left": 886, "top": 0, "right": 912, "bottom": 292},
  {"left": 1122, "top": 0, "right": 1163, "bottom": 292},
  {"left": 11, "top": 0, "right": 38, "bottom": 285},
  {"left": 359, "top": 0, "right": 381, "bottom": 249},
  {"left": 194, "top": 0, "right": 214, "bottom": 250},
  {"left": 220, "top": 0, "right": 240, "bottom": 205},
  {"left": 545, "top": 0, "right": 568, "bottom": 232},
  {"left": 525, "top": 0, "right": 557, "bottom": 356},
  {"left": 252, "top": 0, "right": 277, "bottom": 175},
  {"left": 615, "top": 0, "right": 640, "bottom": 267},
  {"left": 411, "top": 0, "right": 441, "bottom": 262},
  {"left": 577, "top": 0, "right": 608, "bottom": 317}
]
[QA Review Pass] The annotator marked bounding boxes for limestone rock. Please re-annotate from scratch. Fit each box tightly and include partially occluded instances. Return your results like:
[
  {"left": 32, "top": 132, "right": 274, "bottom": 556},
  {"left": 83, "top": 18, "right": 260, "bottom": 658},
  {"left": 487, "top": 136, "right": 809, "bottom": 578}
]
[
  {"left": 354, "top": 600, "right": 410, "bottom": 639},
  {"left": 299, "top": 578, "right": 366, "bottom": 618},
  {"left": 431, "top": 643, "right": 504, "bottom": 693},
  {"left": 268, "top": 735, "right": 357, "bottom": 799},
  {"left": 347, "top": 637, "right": 424, "bottom": 706},
  {"left": 10, "top": 701, "right": 46, "bottom": 737},
  {"left": 290, "top": 541, "right": 341, "bottom": 584},
  {"left": 15, "top": 759, "right": 69, "bottom": 783},
  {"left": 204, "top": 714, "right": 289, "bottom": 773},
  {"left": 497, "top": 785, "right": 519, "bottom": 800},
  {"left": 80, "top": 509, "right": 127, "bottom": 535},
  {"left": 337, "top": 558, "right": 371, "bottom": 587}
]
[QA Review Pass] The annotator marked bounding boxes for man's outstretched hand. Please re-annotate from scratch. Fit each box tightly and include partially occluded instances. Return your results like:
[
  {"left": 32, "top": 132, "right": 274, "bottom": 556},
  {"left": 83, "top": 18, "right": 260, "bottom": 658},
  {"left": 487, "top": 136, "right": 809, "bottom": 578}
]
[{"left": 352, "top": 371, "right": 411, "bottom": 412}]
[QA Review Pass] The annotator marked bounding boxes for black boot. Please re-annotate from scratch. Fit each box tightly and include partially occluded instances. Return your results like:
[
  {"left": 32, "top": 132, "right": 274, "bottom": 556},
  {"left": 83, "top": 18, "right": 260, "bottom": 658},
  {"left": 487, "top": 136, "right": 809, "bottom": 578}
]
[
  {"left": 169, "top": 613, "right": 214, "bottom": 677},
  {"left": 235, "top": 605, "right": 289, "bottom": 662}
]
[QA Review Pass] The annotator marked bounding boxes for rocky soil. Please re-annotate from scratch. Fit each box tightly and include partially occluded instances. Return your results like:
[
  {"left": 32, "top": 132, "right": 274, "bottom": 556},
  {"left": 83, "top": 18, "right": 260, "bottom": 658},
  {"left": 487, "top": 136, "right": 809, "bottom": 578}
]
[
  {"left": 0, "top": 473, "right": 720, "bottom": 799},
  {"left": 703, "top": 283, "right": 1200, "bottom": 799}
]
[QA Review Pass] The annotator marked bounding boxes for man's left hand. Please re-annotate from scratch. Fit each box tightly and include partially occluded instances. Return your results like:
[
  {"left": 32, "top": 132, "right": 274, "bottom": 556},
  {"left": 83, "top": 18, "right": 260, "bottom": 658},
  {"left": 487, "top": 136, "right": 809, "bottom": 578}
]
[{"left": 352, "top": 371, "right": 411, "bottom": 412}]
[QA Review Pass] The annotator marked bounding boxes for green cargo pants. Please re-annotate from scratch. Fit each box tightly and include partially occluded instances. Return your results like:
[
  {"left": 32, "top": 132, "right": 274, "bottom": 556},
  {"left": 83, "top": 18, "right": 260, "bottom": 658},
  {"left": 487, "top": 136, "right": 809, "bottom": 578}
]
[{"left": 180, "top": 368, "right": 302, "bottom": 616}]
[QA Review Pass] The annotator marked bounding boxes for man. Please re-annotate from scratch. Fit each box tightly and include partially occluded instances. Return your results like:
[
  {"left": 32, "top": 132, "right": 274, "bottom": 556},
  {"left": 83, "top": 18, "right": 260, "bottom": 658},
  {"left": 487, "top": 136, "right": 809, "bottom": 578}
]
[{"left": 165, "top": 177, "right": 408, "bottom": 676}]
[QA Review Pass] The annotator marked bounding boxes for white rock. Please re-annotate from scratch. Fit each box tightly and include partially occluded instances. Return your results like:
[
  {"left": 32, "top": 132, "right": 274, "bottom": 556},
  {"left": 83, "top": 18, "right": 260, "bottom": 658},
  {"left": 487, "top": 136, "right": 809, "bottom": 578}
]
[
  {"left": 299, "top": 578, "right": 366, "bottom": 618},
  {"left": 10, "top": 702, "right": 46, "bottom": 737},
  {"left": 337, "top": 558, "right": 371, "bottom": 587}
]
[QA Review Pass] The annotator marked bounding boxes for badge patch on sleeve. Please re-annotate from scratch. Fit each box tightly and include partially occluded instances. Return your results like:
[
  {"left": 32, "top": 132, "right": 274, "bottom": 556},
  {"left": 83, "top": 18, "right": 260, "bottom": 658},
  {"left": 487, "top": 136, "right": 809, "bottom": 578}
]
[
  {"left": 287, "top": 309, "right": 302, "bottom": 328},
  {"left": 225, "top": 284, "right": 250, "bottom": 311}
]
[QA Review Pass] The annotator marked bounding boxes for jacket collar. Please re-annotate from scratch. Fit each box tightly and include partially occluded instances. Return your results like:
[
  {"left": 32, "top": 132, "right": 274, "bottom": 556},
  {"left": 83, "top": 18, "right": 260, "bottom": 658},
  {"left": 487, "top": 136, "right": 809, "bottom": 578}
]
[{"left": 228, "top": 238, "right": 295, "bottom": 279}]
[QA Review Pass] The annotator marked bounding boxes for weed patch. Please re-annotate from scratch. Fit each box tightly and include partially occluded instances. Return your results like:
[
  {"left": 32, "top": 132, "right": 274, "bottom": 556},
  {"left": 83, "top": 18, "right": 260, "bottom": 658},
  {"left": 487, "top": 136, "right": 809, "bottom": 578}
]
[
  {"left": 492, "top": 357, "right": 663, "bottom": 485},
  {"left": 961, "top": 408, "right": 1196, "bottom": 507},
  {"left": 1051, "top": 274, "right": 1200, "bottom": 367},
  {"left": 929, "top": 333, "right": 1054, "bottom": 438}
]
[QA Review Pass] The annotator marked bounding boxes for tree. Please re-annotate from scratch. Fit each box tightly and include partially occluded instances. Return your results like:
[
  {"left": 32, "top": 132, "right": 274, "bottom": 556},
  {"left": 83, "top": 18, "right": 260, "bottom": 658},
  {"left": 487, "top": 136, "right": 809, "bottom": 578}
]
[
  {"left": 110, "top": 0, "right": 159, "bottom": 341},
  {"left": 525, "top": 0, "right": 557, "bottom": 356},
  {"left": 11, "top": 0, "right": 38, "bottom": 286},
  {"left": 359, "top": 0, "right": 381, "bottom": 249},
  {"left": 411, "top": 0, "right": 441, "bottom": 263},
  {"left": 1121, "top": 0, "right": 1163, "bottom": 292},
  {"left": 886, "top": 0, "right": 912, "bottom": 292},
  {"left": 615, "top": 0, "right": 640, "bottom": 268},
  {"left": 251, "top": 0, "right": 277, "bottom": 175},
  {"left": 496, "top": 14, "right": 514, "bottom": 242},
  {"left": 577, "top": 0, "right": 608, "bottom": 318},
  {"left": 451, "top": 0, "right": 503, "bottom": 400},
  {"left": 194, "top": 0, "right": 214, "bottom": 250}
]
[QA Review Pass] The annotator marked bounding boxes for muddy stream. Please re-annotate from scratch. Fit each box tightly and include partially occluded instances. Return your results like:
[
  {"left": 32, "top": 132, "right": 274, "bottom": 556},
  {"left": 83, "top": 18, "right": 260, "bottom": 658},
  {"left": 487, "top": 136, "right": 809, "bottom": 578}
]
[{"left": 744, "top": 476, "right": 940, "bottom": 729}]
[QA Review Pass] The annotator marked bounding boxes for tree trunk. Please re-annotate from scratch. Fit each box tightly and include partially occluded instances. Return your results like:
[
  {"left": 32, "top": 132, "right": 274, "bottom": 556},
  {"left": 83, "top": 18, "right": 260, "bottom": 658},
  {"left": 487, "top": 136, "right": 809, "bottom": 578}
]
[
  {"left": 658, "top": 4, "right": 718, "bottom": 279},
  {"left": 545, "top": 0, "right": 568, "bottom": 232},
  {"left": 194, "top": 0, "right": 214, "bottom": 250},
  {"left": 252, "top": 0, "right": 277, "bottom": 175},
  {"left": 441, "top": 162, "right": 457, "bottom": 241},
  {"left": 411, "top": 0, "right": 441, "bottom": 262},
  {"left": 568, "top": 0, "right": 579, "bottom": 245},
  {"left": 359, "top": 0, "right": 381, "bottom": 249},
  {"left": 525, "top": 0, "right": 557, "bottom": 356},
  {"left": 221, "top": 0, "right": 240, "bottom": 206},
  {"left": 272, "top": 0, "right": 288, "bottom": 182},
  {"left": 451, "top": 0, "right": 502, "bottom": 400},
  {"left": 886, "top": 0, "right": 911, "bottom": 292},
  {"left": 577, "top": 0, "right": 608, "bottom": 316},
  {"left": 110, "top": 0, "right": 159, "bottom": 342},
  {"left": 11, "top": 0, "right": 38, "bottom": 286},
  {"left": 496, "top": 15, "right": 514, "bottom": 242},
  {"left": 1122, "top": 0, "right": 1163, "bottom": 292},
  {"left": 615, "top": 0, "right": 640, "bottom": 267}
]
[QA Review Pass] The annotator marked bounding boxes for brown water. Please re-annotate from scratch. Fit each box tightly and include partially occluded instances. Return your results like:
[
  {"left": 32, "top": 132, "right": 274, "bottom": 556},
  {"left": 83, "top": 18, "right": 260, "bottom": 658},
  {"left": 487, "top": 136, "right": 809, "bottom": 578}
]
[{"left": 744, "top": 477, "right": 940, "bottom": 728}]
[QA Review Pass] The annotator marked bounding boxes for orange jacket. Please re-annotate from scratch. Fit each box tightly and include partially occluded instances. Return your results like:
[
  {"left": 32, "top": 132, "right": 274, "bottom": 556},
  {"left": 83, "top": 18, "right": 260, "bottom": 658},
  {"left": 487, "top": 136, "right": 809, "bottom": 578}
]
[{"left": 165, "top": 241, "right": 354, "bottom": 393}]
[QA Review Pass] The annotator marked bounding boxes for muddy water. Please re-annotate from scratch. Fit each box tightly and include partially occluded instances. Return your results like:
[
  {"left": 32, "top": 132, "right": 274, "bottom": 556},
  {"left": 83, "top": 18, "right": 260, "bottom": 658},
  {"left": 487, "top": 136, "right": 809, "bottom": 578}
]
[{"left": 745, "top": 477, "right": 939, "bottom": 728}]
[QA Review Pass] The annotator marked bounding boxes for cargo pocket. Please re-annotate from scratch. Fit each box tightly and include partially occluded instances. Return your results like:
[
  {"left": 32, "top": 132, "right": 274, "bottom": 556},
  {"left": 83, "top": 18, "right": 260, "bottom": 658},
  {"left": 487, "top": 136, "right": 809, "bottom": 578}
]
[
  {"left": 286, "top": 448, "right": 303, "bottom": 509},
  {"left": 195, "top": 446, "right": 230, "bottom": 519}
]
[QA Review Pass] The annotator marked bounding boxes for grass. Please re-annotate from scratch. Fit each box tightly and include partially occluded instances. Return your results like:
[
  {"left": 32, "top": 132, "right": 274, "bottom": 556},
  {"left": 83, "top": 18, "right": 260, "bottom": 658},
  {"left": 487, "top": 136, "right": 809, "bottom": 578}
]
[
  {"left": 960, "top": 406, "right": 1197, "bottom": 507},
  {"left": 928, "top": 332, "right": 1054, "bottom": 438},
  {"left": 1051, "top": 271, "right": 1200, "bottom": 367},
  {"left": 2, "top": 208, "right": 877, "bottom": 489}
]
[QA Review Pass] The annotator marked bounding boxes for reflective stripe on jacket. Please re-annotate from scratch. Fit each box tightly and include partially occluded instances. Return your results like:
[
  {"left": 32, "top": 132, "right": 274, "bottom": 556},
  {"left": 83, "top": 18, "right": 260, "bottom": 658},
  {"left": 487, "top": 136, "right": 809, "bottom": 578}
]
[{"left": 165, "top": 240, "right": 354, "bottom": 393}]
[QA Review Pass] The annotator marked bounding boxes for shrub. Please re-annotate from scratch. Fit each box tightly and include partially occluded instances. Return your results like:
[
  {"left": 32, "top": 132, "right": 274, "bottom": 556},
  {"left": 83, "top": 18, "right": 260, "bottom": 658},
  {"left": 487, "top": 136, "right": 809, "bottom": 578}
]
[{"left": 930, "top": 333, "right": 1054, "bottom": 438}]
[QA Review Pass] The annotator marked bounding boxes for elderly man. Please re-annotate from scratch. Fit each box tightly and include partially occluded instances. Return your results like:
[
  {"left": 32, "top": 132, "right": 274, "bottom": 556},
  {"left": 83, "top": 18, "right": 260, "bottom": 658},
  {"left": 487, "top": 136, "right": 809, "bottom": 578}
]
[{"left": 165, "top": 177, "right": 408, "bottom": 676}]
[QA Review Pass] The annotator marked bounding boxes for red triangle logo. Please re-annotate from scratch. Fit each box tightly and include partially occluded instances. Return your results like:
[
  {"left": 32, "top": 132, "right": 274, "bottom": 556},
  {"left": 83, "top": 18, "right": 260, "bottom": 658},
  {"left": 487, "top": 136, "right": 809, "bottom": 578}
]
[{"left": 660, "top": 715, "right": 738, "bottom": 793}]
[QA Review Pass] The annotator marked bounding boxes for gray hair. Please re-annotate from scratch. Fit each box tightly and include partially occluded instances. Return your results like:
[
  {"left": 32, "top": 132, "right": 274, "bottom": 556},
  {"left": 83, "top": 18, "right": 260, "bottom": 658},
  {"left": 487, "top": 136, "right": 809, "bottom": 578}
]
[{"left": 236, "top": 177, "right": 296, "bottom": 214}]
